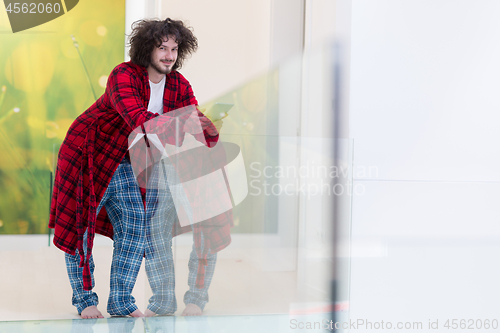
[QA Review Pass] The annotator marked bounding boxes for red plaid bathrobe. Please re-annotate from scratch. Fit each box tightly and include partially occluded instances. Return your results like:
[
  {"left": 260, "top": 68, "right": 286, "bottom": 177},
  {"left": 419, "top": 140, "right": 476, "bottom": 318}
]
[{"left": 49, "top": 62, "right": 233, "bottom": 291}]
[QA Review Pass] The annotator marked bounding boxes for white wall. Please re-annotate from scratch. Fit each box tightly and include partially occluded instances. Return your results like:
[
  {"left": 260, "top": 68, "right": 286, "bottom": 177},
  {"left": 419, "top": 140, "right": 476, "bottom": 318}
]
[
  {"left": 125, "top": 0, "right": 159, "bottom": 61},
  {"left": 158, "top": 0, "right": 272, "bottom": 104},
  {"left": 124, "top": 0, "right": 273, "bottom": 104},
  {"left": 349, "top": 0, "right": 500, "bottom": 325}
]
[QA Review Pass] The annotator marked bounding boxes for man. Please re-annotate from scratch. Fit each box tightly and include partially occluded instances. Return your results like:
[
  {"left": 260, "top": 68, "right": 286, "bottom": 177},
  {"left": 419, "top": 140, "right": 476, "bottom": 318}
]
[{"left": 49, "top": 18, "right": 232, "bottom": 318}]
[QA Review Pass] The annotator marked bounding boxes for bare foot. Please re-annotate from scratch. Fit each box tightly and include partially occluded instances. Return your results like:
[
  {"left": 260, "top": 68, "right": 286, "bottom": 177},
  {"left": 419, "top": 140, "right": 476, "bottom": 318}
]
[
  {"left": 80, "top": 306, "right": 104, "bottom": 319},
  {"left": 144, "top": 309, "right": 156, "bottom": 317},
  {"left": 181, "top": 304, "right": 202, "bottom": 316},
  {"left": 129, "top": 309, "right": 144, "bottom": 317}
]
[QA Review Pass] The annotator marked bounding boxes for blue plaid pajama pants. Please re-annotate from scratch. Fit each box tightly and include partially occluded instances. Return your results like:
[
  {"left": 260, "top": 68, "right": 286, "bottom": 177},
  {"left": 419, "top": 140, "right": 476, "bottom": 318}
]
[{"left": 65, "top": 158, "right": 217, "bottom": 316}]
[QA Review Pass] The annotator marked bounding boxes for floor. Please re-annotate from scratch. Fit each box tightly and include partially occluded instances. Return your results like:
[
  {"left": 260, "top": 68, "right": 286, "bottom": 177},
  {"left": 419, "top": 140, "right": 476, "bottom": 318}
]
[
  {"left": 0, "top": 313, "right": 336, "bottom": 333},
  {"left": 0, "top": 234, "right": 338, "bottom": 332}
]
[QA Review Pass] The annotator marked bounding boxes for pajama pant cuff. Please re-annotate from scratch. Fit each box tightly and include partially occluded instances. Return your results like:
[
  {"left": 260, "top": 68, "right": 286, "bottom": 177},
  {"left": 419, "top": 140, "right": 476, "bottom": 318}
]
[
  {"left": 108, "top": 303, "right": 139, "bottom": 317},
  {"left": 76, "top": 296, "right": 99, "bottom": 315},
  {"left": 146, "top": 303, "right": 176, "bottom": 316},
  {"left": 184, "top": 296, "right": 208, "bottom": 311}
]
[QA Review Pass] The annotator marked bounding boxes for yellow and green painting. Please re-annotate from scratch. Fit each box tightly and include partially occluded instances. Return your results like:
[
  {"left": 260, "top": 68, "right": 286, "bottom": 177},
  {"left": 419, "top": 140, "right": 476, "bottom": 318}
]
[{"left": 0, "top": 0, "right": 125, "bottom": 234}]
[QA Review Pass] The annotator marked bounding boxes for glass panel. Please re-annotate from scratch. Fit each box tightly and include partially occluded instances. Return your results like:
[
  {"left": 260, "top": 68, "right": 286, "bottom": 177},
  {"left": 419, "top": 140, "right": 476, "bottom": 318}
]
[
  {"left": 0, "top": 318, "right": 145, "bottom": 332},
  {"left": 0, "top": 35, "right": 348, "bottom": 333},
  {"left": 136, "top": 43, "right": 353, "bottom": 327}
]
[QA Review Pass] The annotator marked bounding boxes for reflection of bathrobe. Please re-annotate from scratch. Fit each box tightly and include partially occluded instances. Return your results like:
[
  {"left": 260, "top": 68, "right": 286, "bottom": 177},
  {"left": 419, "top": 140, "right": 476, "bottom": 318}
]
[{"left": 49, "top": 61, "right": 232, "bottom": 291}]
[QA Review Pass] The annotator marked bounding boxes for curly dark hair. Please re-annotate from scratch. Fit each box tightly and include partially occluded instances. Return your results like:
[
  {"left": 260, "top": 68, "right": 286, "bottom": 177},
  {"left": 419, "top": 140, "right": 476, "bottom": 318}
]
[{"left": 128, "top": 18, "right": 198, "bottom": 71}]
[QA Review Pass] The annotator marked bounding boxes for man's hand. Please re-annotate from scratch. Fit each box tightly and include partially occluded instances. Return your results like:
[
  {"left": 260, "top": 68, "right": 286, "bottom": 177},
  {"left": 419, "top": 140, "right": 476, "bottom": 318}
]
[
  {"left": 211, "top": 120, "right": 223, "bottom": 135},
  {"left": 199, "top": 117, "right": 223, "bottom": 136}
]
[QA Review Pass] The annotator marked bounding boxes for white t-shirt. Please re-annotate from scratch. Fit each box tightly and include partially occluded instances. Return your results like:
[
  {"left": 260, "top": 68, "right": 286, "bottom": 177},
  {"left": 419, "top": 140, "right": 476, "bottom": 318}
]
[{"left": 147, "top": 75, "right": 166, "bottom": 114}]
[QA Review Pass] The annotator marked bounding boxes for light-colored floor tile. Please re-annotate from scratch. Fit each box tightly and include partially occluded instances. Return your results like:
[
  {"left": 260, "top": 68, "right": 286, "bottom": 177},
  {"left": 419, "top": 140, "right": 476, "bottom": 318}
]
[{"left": 0, "top": 235, "right": 329, "bottom": 322}]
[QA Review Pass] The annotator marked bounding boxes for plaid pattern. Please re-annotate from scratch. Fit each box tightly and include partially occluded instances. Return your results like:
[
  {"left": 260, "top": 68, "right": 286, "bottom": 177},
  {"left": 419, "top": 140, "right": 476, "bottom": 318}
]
[
  {"left": 145, "top": 160, "right": 217, "bottom": 314},
  {"left": 129, "top": 111, "right": 234, "bottom": 288},
  {"left": 50, "top": 61, "right": 223, "bottom": 291},
  {"left": 65, "top": 232, "right": 98, "bottom": 314},
  {"left": 104, "top": 160, "right": 144, "bottom": 316},
  {"left": 66, "top": 159, "right": 142, "bottom": 316},
  {"left": 144, "top": 161, "right": 178, "bottom": 314},
  {"left": 66, "top": 158, "right": 218, "bottom": 315},
  {"left": 184, "top": 232, "right": 217, "bottom": 311}
]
